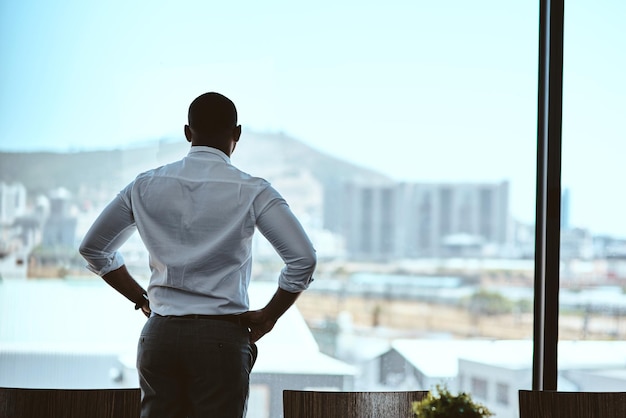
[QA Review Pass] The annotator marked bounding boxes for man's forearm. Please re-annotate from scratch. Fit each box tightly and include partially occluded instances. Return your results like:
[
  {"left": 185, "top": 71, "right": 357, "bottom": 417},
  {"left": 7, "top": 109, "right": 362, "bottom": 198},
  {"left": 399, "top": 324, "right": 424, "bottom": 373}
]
[
  {"left": 262, "top": 287, "right": 301, "bottom": 321},
  {"left": 102, "top": 265, "right": 149, "bottom": 310}
]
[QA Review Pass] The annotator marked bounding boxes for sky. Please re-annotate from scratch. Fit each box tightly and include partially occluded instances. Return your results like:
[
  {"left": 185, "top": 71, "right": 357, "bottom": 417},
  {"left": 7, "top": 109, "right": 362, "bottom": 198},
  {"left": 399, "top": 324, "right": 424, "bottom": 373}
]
[{"left": 1, "top": 0, "right": 625, "bottom": 235}]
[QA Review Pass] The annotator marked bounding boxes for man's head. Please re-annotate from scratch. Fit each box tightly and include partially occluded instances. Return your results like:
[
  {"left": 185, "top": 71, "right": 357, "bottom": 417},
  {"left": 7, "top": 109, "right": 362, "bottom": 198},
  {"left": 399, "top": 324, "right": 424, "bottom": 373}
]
[{"left": 184, "top": 92, "right": 242, "bottom": 155}]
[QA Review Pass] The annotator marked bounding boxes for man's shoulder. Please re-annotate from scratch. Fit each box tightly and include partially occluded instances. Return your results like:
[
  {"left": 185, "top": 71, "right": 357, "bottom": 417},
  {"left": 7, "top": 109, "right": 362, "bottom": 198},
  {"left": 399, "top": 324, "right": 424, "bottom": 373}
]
[
  {"left": 135, "top": 159, "right": 183, "bottom": 179},
  {"left": 225, "top": 164, "right": 271, "bottom": 187},
  {"left": 131, "top": 159, "right": 272, "bottom": 190}
]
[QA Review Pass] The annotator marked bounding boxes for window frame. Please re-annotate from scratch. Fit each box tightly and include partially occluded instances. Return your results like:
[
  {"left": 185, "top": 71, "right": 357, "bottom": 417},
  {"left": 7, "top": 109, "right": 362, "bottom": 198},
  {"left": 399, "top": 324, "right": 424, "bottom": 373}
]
[{"left": 532, "top": 0, "right": 565, "bottom": 391}]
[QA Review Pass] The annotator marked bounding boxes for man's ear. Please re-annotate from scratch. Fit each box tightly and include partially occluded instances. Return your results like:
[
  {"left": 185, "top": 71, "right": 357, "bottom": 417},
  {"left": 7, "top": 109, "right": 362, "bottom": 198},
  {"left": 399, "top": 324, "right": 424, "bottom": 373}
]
[
  {"left": 184, "top": 125, "right": 193, "bottom": 143},
  {"left": 233, "top": 125, "right": 242, "bottom": 142}
]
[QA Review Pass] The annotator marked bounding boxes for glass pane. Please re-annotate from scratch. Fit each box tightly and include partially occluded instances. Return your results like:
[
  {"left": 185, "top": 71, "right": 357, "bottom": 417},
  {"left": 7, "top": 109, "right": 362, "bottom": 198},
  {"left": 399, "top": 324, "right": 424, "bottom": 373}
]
[
  {"left": 1, "top": 1, "right": 537, "bottom": 417},
  {"left": 558, "top": 0, "right": 626, "bottom": 392}
]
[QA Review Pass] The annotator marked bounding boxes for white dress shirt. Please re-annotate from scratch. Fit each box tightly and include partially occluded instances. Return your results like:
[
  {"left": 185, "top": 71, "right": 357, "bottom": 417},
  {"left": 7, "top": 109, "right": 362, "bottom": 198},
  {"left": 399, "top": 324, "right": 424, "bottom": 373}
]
[{"left": 79, "top": 146, "right": 316, "bottom": 316}]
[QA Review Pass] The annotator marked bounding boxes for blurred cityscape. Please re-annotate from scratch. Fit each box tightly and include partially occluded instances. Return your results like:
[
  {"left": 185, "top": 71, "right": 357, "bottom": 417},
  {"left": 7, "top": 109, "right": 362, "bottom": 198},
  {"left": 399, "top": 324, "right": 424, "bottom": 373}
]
[
  {"left": 3, "top": 132, "right": 626, "bottom": 417},
  {"left": 2, "top": 132, "right": 626, "bottom": 284}
]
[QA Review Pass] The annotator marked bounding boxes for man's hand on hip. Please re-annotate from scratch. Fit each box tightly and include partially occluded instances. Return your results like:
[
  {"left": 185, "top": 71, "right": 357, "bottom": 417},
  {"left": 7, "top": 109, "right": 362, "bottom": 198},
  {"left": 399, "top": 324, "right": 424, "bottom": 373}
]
[{"left": 240, "top": 310, "right": 276, "bottom": 343}]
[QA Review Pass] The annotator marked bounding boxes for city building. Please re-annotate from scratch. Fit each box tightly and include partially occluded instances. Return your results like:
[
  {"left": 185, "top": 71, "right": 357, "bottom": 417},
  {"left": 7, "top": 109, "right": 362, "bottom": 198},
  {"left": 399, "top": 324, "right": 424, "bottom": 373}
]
[
  {"left": 0, "top": 183, "right": 30, "bottom": 275},
  {"left": 398, "top": 182, "right": 511, "bottom": 258},
  {"left": 325, "top": 181, "right": 511, "bottom": 260},
  {"left": 41, "top": 188, "right": 77, "bottom": 248},
  {"left": 337, "top": 183, "right": 399, "bottom": 261},
  {"left": 367, "top": 339, "right": 626, "bottom": 418},
  {"left": 0, "top": 182, "right": 27, "bottom": 226}
]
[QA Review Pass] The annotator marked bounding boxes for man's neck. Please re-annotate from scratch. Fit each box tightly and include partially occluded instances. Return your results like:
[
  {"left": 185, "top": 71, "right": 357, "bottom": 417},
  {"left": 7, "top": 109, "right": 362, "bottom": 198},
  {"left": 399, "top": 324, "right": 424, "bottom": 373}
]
[{"left": 191, "top": 142, "right": 231, "bottom": 157}]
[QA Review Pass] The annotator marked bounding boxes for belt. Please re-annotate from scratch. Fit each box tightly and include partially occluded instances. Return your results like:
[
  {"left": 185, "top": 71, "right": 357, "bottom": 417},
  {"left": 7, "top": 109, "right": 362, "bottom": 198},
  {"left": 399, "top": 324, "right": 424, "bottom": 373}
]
[{"left": 153, "top": 313, "right": 245, "bottom": 325}]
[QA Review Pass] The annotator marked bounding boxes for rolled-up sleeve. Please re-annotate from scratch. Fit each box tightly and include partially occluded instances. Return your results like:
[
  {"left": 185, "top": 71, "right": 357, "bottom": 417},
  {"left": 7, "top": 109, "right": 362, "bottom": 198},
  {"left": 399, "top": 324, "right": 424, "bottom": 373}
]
[
  {"left": 79, "top": 188, "right": 137, "bottom": 276},
  {"left": 254, "top": 188, "right": 316, "bottom": 292}
]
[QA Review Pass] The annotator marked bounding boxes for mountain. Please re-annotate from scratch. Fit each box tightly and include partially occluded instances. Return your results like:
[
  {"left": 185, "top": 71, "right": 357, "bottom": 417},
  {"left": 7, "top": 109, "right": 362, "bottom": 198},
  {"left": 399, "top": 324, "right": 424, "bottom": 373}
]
[{"left": 0, "top": 130, "right": 392, "bottom": 198}]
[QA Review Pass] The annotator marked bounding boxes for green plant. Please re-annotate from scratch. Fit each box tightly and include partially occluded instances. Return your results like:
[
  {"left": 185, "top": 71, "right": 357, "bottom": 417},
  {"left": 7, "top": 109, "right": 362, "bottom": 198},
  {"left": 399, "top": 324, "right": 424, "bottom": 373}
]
[{"left": 412, "top": 385, "right": 494, "bottom": 418}]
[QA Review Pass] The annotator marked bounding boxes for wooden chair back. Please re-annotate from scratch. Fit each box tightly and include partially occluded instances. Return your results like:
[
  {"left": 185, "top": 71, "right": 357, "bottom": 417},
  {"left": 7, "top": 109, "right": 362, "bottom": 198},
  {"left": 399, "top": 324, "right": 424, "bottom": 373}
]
[
  {"left": 0, "top": 387, "right": 141, "bottom": 418},
  {"left": 283, "top": 390, "right": 428, "bottom": 418},
  {"left": 519, "top": 390, "right": 626, "bottom": 418}
]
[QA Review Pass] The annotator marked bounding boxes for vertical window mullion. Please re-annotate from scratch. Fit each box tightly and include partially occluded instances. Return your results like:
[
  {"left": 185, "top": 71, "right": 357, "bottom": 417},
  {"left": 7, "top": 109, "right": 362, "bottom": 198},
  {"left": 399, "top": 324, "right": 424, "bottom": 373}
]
[{"left": 533, "top": 0, "right": 565, "bottom": 391}]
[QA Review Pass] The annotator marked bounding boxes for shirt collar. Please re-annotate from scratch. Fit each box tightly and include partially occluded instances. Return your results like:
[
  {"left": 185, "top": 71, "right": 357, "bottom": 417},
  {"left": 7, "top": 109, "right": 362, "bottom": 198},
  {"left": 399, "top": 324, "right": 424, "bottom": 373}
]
[{"left": 187, "top": 146, "right": 231, "bottom": 164}]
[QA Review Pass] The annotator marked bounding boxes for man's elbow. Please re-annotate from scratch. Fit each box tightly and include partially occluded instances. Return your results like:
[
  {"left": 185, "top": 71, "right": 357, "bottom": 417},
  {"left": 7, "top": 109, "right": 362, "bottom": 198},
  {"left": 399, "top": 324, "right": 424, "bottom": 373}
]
[
  {"left": 288, "top": 249, "right": 317, "bottom": 277},
  {"left": 78, "top": 241, "right": 93, "bottom": 260},
  {"left": 282, "top": 250, "right": 317, "bottom": 292},
  {"left": 298, "top": 251, "right": 317, "bottom": 287},
  {"left": 301, "top": 249, "right": 317, "bottom": 277},
  {"left": 78, "top": 240, "right": 102, "bottom": 266},
  {"left": 78, "top": 242, "right": 88, "bottom": 259}
]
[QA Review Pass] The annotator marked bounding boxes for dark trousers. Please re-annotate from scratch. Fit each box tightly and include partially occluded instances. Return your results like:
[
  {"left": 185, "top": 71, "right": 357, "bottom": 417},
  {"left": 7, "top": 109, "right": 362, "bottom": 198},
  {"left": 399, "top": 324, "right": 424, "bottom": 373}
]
[{"left": 137, "top": 315, "right": 257, "bottom": 418}]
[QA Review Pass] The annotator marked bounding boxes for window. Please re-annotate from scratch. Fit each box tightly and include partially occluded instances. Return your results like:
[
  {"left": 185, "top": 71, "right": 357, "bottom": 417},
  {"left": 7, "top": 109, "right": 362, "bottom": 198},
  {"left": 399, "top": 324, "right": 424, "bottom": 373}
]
[
  {"left": 558, "top": 0, "right": 626, "bottom": 391},
  {"left": 0, "top": 1, "right": 542, "bottom": 416},
  {"left": 471, "top": 377, "right": 488, "bottom": 400},
  {"left": 496, "top": 382, "right": 509, "bottom": 405}
]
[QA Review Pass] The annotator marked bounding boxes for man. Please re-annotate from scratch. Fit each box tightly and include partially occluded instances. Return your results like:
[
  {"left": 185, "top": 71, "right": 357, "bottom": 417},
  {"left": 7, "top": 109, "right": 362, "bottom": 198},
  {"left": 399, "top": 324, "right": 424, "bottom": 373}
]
[{"left": 79, "top": 92, "right": 316, "bottom": 418}]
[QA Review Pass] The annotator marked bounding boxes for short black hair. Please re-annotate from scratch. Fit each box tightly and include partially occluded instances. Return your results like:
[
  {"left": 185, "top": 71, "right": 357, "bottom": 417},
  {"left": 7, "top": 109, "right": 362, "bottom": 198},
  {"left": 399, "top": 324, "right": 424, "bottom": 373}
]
[{"left": 187, "top": 92, "right": 237, "bottom": 136}]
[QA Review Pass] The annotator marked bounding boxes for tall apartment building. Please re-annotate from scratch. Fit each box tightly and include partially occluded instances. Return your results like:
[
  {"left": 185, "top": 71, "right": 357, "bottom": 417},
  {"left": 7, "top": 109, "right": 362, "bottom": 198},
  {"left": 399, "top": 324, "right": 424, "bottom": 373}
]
[
  {"left": 0, "top": 182, "right": 27, "bottom": 225},
  {"left": 325, "top": 181, "right": 510, "bottom": 259},
  {"left": 42, "top": 188, "right": 77, "bottom": 248},
  {"left": 342, "top": 184, "right": 398, "bottom": 261},
  {"left": 399, "top": 182, "right": 510, "bottom": 257}
]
